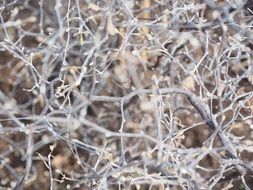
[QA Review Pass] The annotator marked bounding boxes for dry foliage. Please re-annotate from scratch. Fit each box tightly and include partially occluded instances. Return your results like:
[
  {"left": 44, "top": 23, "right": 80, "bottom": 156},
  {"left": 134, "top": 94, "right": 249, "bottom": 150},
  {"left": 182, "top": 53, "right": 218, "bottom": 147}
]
[{"left": 0, "top": 0, "right": 253, "bottom": 189}]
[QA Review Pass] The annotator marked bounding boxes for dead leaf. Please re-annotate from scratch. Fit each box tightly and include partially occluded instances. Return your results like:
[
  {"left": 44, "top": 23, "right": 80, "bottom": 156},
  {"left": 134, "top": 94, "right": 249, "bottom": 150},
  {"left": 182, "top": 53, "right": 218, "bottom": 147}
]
[
  {"left": 140, "top": 101, "right": 153, "bottom": 112},
  {"left": 107, "top": 13, "right": 119, "bottom": 35},
  {"left": 182, "top": 76, "right": 195, "bottom": 91},
  {"left": 88, "top": 3, "right": 100, "bottom": 11},
  {"left": 231, "top": 122, "right": 244, "bottom": 129},
  {"left": 52, "top": 155, "right": 69, "bottom": 168}
]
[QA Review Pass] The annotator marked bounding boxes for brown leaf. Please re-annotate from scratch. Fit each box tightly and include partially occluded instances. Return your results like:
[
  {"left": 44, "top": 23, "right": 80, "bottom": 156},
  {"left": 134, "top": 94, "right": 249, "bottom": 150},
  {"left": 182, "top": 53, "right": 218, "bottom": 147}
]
[
  {"left": 182, "top": 76, "right": 195, "bottom": 91},
  {"left": 88, "top": 3, "right": 100, "bottom": 11},
  {"left": 107, "top": 13, "right": 119, "bottom": 35}
]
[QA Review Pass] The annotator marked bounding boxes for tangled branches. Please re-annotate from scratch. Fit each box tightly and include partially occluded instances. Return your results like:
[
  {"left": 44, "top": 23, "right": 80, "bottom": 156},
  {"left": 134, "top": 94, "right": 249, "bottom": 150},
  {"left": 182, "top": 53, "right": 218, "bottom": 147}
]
[{"left": 0, "top": 0, "right": 253, "bottom": 189}]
